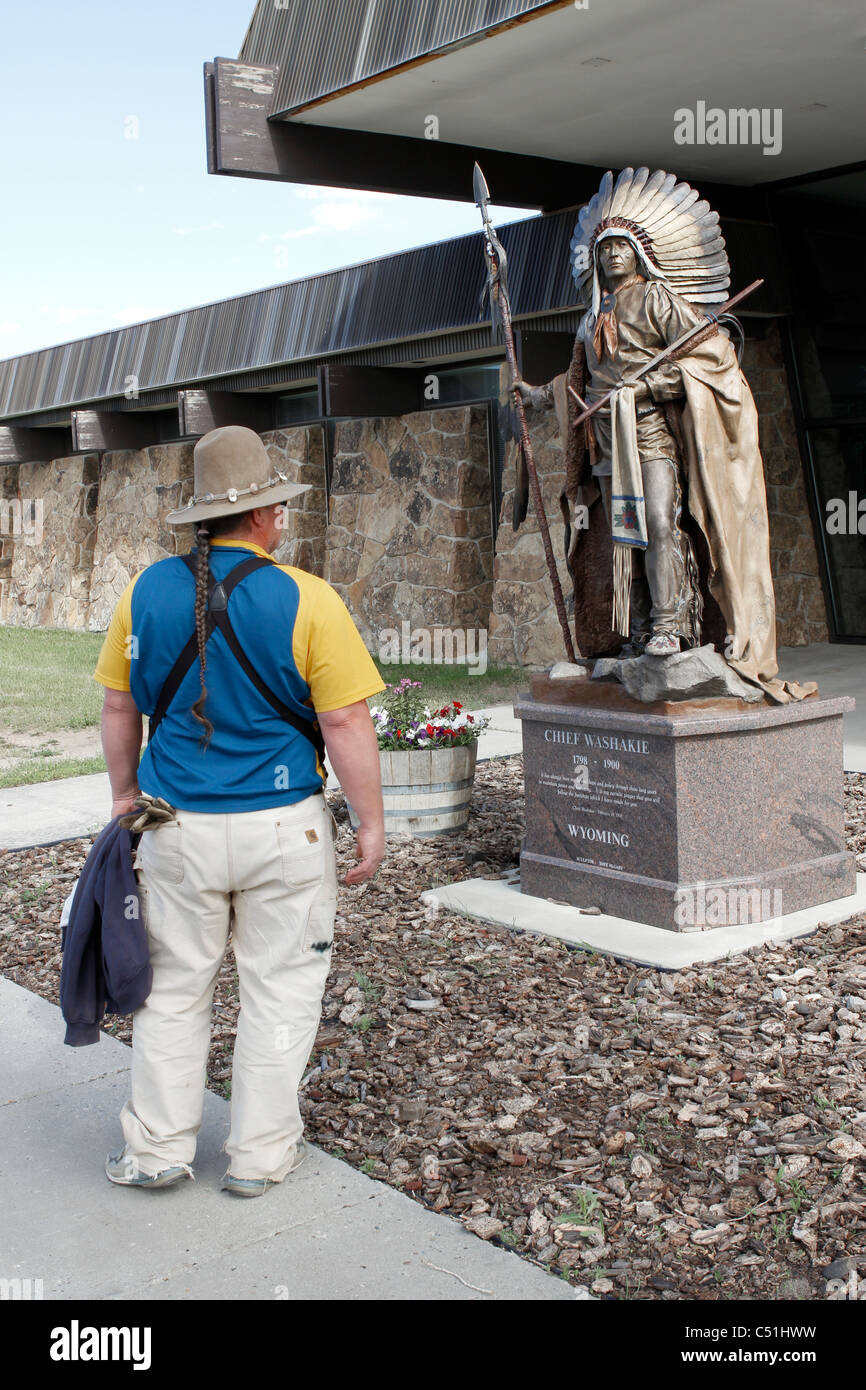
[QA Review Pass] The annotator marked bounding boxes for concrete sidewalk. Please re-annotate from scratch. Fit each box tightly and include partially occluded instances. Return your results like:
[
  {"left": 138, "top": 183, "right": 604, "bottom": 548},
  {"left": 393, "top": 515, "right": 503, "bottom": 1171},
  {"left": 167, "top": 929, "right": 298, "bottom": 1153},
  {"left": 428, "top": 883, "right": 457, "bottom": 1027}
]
[
  {"left": 777, "top": 642, "right": 865, "bottom": 771},
  {"left": 0, "top": 977, "right": 578, "bottom": 1302}
]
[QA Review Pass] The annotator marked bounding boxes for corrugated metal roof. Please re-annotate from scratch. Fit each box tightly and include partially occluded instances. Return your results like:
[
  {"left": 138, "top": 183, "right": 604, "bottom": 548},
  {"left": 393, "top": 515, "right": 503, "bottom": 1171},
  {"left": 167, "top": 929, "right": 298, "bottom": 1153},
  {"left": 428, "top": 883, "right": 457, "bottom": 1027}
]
[
  {"left": 0, "top": 206, "right": 785, "bottom": 424},
  {"left": 239, "top": 0, "right": 556, "bottom": 119},
  {"left": 0, "top": 211, "right": 579, "bottom": 421}
]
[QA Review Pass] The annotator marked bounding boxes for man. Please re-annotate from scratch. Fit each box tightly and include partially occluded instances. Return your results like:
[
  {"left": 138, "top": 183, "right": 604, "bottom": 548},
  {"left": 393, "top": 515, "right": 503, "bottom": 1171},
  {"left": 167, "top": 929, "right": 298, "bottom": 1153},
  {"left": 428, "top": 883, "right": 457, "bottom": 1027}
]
[
  {"left": 94, "top": 424, "right": 385, "bottom": 1195},
  {"left": 514, "top": 167, "right": 808, "bottom": 701}
]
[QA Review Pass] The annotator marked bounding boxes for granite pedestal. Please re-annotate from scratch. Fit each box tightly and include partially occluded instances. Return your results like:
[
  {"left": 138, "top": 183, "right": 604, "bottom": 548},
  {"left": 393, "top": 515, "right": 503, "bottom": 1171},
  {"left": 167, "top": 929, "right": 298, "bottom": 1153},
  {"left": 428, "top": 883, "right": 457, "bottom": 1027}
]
[{"left": 516, "top": 675, "right": 857, "bottom": 932}]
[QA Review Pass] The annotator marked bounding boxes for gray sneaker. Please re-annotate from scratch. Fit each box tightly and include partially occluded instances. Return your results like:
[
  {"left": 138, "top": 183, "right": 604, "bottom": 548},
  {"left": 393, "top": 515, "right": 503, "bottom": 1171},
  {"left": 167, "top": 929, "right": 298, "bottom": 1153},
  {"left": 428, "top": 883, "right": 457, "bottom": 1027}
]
[
  {"left": 105, "top": 1151, "right": 193, "bottom": 1189},
  {"left": 220, "top": 1140, "right": 308, "bottom": 1198}
]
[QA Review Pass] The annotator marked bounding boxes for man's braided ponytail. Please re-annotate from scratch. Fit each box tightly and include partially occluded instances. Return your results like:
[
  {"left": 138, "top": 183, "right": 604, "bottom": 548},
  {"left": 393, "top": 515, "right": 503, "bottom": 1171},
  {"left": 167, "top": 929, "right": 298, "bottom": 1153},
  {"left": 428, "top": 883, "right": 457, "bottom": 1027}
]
[{"left": 190, "top": 523, "right": 214, "bottom": 747}]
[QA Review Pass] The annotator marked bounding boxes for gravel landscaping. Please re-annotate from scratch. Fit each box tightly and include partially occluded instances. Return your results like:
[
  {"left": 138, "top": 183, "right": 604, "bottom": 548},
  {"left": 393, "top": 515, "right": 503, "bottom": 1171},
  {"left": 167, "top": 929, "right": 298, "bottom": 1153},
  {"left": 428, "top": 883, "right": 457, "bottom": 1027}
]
[{"left": 2, "top": 758, "right": 865, "bottom": 1301}]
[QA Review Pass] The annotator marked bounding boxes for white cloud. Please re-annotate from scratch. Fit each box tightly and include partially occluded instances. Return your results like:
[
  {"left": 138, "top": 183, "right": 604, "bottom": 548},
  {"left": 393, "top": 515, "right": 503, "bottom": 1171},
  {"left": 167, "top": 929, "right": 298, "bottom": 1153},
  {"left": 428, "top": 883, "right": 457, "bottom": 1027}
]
[{"left": 257, "top": 187, "right": 390, "bottom": 244}]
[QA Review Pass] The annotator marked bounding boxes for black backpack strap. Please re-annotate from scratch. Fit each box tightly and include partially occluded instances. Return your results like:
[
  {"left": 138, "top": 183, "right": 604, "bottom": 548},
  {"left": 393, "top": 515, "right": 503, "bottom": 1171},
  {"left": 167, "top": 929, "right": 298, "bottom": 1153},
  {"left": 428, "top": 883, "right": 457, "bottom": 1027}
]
[
  {"left": 209, "top": 607, "right": 326, "bottom": 764},
  {"left": 148, "top": 553, "right": 326, "bottom": 766}
]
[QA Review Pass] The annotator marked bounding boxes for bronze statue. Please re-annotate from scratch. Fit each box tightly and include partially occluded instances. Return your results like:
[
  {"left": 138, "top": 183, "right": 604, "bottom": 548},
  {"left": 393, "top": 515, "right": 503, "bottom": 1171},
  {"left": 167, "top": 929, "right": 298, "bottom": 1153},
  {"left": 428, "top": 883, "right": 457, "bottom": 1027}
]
[{"left": 514, "top": 167, "right": 812, "bottom": 702}]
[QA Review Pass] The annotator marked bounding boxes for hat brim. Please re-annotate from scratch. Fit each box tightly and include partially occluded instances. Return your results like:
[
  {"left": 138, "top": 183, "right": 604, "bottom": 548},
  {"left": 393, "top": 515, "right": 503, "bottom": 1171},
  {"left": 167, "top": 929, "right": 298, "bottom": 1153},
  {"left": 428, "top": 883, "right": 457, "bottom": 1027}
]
[{"left": 166, "top": 480, "right": 312, "bottom": 527}]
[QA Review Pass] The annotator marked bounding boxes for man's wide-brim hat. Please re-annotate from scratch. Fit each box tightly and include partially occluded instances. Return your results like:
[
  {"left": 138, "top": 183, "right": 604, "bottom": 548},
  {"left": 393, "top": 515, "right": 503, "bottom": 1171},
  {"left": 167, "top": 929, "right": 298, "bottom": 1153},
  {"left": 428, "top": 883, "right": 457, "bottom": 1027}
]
[{"left": 166, "top": 425, "right": 310, "bottom": 526}]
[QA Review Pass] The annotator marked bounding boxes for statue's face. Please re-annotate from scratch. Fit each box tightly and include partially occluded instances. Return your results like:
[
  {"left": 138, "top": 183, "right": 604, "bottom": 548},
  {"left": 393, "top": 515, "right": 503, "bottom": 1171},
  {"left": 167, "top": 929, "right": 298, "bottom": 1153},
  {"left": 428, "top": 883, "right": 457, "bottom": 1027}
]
[{"left": 597, "top": 236, "right": 637, "bottom": 284}]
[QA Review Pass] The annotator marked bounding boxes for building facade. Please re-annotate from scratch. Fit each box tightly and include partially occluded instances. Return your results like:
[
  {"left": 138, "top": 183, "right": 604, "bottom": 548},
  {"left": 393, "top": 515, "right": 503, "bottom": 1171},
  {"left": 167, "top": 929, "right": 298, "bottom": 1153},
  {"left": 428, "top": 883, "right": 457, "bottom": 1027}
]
[{"left": 1, "top": 0, "right": 863, "bottom": 660}]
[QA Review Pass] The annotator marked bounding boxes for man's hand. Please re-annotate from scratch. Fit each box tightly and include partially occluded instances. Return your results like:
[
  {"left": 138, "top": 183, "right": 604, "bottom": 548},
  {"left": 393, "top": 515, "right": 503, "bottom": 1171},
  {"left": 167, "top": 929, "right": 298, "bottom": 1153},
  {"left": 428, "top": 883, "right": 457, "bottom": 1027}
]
[
  {"left": 345, "top": 823, "right": 385, "bottom": 886},
  {"left": 317, "top": 700, "right": 385, "bottom": 887}
]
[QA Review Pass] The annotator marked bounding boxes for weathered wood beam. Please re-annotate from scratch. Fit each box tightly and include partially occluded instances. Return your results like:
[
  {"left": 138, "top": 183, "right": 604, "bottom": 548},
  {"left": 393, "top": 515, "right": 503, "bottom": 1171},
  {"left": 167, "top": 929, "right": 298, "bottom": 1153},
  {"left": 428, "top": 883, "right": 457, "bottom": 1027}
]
[
  {"left": 318, "top": 365, "right": 421, "bottom": 418},
  {"left": 205, "top": 59, "right": 602, "bottom": 213},
  {"left": 177, "top": 389, "right": 274, "bottom": 437},
  {"left": 0, "top": 426, "right": 71, "bottom": 464},
  {"left": 70, "top": 411, "right": 165, "bottom": 453}
]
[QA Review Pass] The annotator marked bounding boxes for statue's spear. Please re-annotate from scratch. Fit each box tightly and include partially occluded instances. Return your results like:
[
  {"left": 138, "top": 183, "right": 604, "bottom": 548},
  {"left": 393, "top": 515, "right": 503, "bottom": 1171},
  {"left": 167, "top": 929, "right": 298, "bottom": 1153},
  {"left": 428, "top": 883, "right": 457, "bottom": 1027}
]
[{"left": 473, "top": 162, "right": 577, "bottom": 664}]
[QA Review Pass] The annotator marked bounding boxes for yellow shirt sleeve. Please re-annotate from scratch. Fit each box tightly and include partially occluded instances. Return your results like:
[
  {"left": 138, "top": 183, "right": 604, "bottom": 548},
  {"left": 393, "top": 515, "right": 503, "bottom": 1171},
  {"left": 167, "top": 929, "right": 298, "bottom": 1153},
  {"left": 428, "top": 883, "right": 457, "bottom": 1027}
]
[
  {"left": 288, "top": 569, "right": 385, "bottom": 712},
  {"left": 93, "top": 576, "right": 139, "bottom": 691}
]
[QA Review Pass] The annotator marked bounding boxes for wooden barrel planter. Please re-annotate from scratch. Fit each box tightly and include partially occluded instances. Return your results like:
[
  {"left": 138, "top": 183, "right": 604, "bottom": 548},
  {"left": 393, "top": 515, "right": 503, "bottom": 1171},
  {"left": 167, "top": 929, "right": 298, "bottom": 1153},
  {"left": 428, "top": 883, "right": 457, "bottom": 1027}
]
[{"left": 348, "top": 743, "right": 478, "bottom": 838}]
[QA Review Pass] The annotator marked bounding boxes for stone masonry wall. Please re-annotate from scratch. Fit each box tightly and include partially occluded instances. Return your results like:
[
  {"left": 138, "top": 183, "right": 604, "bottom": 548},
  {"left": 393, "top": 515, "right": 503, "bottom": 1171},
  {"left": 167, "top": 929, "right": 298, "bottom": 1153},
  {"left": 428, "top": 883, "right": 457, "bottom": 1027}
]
[
  {"left": 489, "top": 324, "right": 829, "bottom": 665},
  {"left": 266, "top": 426, "right": 326, "bottom": 577},
  {"left": 0, "top": 463, "right": 20, "bottom": 619},
  {"left": 87, "top": 444, "right": 195, "bottom": 630},
  {"left": 1, "top": 455, "right": 100, "bottom": 628},
  {"left": 0, "top": 426, "right": 325, "bottom": 632},
  {"left": 325, "top": 406, "right": 493, "bottom": 651}
]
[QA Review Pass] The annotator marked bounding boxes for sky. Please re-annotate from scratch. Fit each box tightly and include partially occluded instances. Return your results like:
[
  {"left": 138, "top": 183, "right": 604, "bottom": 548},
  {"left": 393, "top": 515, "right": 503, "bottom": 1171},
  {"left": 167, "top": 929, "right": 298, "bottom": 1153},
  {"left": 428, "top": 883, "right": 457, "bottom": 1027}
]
[{"left": 0, "top": 2, "right": 531, "bottom": 362}]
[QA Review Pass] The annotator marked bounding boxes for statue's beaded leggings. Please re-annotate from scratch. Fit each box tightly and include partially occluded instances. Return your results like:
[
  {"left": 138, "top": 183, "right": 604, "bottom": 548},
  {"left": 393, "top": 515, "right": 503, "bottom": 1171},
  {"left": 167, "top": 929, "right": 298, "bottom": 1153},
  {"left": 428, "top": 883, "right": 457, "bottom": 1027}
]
[{"left": 600, "top": 456, "right": 692, "bottom": 639}]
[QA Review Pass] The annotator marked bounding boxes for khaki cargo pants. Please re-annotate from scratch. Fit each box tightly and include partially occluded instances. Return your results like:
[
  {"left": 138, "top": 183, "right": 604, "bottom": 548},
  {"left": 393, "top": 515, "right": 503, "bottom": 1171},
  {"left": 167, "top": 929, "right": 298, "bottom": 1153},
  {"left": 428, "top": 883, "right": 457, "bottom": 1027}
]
[{"left": 119, "top": 792, "right": 337, "bottom": 1181}]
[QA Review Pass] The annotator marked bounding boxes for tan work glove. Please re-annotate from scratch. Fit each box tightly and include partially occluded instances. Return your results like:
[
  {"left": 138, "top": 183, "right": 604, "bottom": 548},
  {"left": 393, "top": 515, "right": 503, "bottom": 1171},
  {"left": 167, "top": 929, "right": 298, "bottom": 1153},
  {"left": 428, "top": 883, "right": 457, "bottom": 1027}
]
[{"left": 117, "top": 792, "right": 177, "bottom": 833}]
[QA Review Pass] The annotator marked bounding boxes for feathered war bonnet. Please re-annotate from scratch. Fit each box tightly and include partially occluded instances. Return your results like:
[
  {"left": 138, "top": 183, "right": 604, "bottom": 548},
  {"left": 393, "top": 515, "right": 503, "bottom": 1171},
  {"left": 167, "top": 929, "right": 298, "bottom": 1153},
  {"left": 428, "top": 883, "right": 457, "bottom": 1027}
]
[{"left": 570, "top": 167, "right": 731, "bottom": 318}]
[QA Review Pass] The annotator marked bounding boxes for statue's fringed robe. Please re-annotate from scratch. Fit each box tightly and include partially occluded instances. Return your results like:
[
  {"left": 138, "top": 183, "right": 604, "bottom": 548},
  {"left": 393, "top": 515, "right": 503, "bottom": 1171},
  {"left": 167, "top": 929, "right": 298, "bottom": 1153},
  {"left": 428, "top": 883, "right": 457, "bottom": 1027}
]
[{"left": 549, "top": 328, "right": 816, "bottom": 704}]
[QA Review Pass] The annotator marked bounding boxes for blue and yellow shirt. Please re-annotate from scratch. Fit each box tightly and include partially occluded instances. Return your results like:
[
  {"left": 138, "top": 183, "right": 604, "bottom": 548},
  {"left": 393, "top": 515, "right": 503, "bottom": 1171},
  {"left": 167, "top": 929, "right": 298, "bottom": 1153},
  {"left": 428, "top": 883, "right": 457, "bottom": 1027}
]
[{"left": 94, "top": 539, "right": 385, "bottom": 812}]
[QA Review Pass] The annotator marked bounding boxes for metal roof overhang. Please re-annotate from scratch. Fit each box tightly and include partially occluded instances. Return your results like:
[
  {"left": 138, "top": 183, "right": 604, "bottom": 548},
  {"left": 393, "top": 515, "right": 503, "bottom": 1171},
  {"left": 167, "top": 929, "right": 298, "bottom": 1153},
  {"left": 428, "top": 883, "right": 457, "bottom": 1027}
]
[
  {"left": 222, "top": 0, "right": 866, "bottom": 199},
  {"left": 239, "top": 0, "right": 567, "bottom": 118}
]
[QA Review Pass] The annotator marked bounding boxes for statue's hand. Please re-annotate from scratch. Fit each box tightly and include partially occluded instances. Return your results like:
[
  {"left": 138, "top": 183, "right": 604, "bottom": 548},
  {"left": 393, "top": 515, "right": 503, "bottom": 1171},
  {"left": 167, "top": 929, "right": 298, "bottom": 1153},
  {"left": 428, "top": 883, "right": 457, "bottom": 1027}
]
[
  {"left": 513, "top": 378, "right": 534, "bottom": 405},
  {"left": 513, "top": 379, "right": 551, "bottom": 410}
]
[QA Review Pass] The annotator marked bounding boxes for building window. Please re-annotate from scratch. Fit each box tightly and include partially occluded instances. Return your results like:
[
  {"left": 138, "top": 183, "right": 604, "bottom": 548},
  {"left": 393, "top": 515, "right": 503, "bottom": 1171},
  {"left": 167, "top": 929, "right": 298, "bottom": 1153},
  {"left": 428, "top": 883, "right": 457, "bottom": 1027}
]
[
  {"left": 777, "top": 174, "right": 866, "bottom": 641},
  {"left": 274, "top": 390, "right": 320, "bottom": 426},
  {"left": 424, "top": 364, "right": 502, "bottom": 405}
]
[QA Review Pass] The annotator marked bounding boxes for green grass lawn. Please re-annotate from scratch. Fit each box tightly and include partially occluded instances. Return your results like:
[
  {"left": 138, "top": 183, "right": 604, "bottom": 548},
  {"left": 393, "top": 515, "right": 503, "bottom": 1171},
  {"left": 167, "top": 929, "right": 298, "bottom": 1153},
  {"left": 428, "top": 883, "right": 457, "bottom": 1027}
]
[
  {"left": 0, "top": 626, "right": 108, "bottom": 785},
  {"left": 372, "top": 658, "right": 529, "bottom": 709},
  {"left": 0, "top": 626, "right": 106, "bottom": 733},
  {"left": 0, "top": 625, "right": 529, "bottom": 785},
  {"left": 0, "top": 754, "right": 107, "bottom": 789}
]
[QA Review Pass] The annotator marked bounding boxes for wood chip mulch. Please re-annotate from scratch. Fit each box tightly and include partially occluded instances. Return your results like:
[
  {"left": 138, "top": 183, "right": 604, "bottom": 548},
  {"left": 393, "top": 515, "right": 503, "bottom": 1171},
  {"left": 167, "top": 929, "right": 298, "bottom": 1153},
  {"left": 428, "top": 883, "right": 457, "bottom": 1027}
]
[{"left": 2, "top": 760, "right": 865, "bottom": 1301}]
